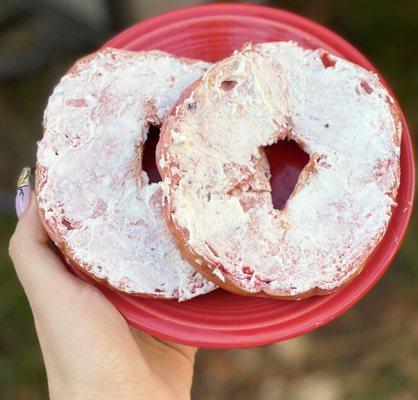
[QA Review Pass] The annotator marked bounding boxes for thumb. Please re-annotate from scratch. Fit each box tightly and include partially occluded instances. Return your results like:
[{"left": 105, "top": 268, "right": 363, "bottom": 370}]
[{"left": 9, "top": 178, "right": 89, "bottom": 316}]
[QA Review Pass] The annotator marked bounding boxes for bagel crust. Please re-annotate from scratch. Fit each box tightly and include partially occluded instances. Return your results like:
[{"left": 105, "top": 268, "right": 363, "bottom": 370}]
[
  {"left": 36, "top": 48, "right": 216, "bottom": 300},
  {"left": 158, "top": 42, "right": 402, "bottom": 299}
]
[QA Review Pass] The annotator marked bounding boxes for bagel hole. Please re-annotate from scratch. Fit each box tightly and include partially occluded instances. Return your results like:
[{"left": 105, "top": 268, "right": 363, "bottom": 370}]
[
  {"left": 220, "top": 80, "right": 237, "bottom": 91},
  {"left": 142, "top": 124, "right": 162, "bottom": 184},
  {"left": 265, "top": 140, "right": 310, "bottom": 210}
]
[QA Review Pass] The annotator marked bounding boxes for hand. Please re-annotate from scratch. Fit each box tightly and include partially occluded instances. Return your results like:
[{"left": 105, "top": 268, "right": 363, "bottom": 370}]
[{"left": 9, "top": 169, "right": 196, "bottom": 400}]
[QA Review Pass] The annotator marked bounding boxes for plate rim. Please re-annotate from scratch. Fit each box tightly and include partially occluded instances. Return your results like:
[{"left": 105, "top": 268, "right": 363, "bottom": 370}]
[{"left": 66, "top": 3, "right": 414, "bottom": 348}]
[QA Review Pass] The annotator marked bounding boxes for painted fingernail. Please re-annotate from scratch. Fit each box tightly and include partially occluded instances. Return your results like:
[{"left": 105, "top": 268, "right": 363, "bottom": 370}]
[{"left": 15, "top": 167, "right": 32, "bottom": 217}]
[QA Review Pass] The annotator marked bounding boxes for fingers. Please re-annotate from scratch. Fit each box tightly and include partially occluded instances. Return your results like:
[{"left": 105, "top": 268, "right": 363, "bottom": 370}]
[
  {"left": 130, "top": 327, "right": 196, "bottom": 399},
  {"left": 9, "top": 189, "right": 85, "bottom": 314},
  {"left": 130, "top": 327, "right": 197, "bottom": 361}
]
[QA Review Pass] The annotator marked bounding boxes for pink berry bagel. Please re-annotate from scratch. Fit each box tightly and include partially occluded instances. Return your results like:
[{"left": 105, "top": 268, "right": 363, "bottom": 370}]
[
  {"left": 36, "top": 48, "right": 216, "bottom": 300},
  {"left": 157, "top": 42, "right": 402, "bottom": 299}
]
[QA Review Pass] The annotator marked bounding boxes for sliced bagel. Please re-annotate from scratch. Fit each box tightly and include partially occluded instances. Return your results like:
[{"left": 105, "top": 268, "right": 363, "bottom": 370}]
[
  {"left": 36, "top": 48, "right": 217, "bottom": 300},
  {"left": 158, "top": 42, "right": 401, "bottom": 299}
]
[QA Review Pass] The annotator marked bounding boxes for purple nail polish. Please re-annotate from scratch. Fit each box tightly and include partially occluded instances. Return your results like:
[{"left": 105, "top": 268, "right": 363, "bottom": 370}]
[{"left": 15, "top": 167, "right": 32, "bottom": 217}]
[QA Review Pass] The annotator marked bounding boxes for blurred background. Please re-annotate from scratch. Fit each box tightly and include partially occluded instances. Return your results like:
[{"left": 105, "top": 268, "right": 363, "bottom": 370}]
[{"left": 0, "top": 0, "right": 417, "bottom": 399}]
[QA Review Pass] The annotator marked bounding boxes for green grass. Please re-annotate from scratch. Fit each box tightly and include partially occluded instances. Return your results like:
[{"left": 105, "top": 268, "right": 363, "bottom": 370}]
[{"left": 0, "top": 217, "right": 47, "bottom": 399}]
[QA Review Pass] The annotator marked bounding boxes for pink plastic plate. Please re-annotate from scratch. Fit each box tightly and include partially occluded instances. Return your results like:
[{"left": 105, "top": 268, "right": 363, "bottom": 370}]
[{"left": 68, "top": 4, "right": 414, "bottom": 348}]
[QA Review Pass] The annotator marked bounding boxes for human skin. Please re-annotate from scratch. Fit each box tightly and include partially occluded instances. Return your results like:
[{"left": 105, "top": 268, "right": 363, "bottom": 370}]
[{"left": 9, "top": 190, "right": 196, "bottom": 400}]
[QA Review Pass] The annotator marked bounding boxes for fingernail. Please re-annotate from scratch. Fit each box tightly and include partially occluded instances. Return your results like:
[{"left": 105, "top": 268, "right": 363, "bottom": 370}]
[{"left": 15, "top": 167, "right": 32, "bottom": 217}]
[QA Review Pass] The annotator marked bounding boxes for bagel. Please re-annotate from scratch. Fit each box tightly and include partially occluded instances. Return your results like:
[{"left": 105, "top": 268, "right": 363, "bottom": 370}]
[
  {"left": 157, "top": 42, "right": 402, "bottom": 299},
  {"left": 36, "top": 48, "right": 217, "bottom": 300}
]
